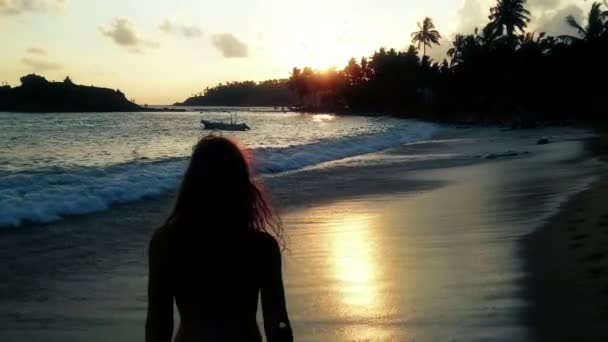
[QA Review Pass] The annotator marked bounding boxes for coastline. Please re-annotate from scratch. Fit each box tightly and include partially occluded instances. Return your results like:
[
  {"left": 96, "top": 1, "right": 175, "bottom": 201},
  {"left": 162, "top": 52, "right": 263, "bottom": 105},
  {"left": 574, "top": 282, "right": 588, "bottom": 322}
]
[
  {"left": 522, "top": 133, "right": 608, "bottom": 341},
  {"left": 0, "top": 105, "right": 588, "bottom": 132},
  {"left": 0, "top": 125, "right": 605, "bottom": 341}
]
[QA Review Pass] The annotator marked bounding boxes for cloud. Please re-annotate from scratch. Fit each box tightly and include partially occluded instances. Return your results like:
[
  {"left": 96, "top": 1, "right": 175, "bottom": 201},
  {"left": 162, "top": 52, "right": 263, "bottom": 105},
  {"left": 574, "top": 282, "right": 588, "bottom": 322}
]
[
  {"left": 428, "top": 37, "right": 451, "bottom": 63},
  {"left": 100, "top": 18, "right": 140, "bottom": 46},
  {"left": 21, "top": 57, "right": 63, "bottom": 71},
  {"left": 456, "top": 0, "right": 488, "bottom": 34},
  {"left": 527, "top": 0, "right": 587, "bottom": 37},
  {"left": 26, "top": 47, "right": 46, "bottom": 55},
  {"left": 158, "top": 19, "right": 174, "bottom": 33},
  {"left": 100, "top": 18, "right": 158, "bottom": 53},
  {"left": 534, "top": 4, "right": 584, "bottom": 36},
  {"left": 528, "top": 0, "right": 563, "bottom": 11},
  {"left": 159, "top": 19, "right": 202, "bottom": 38},
  {"left": 211, "top": 33, "right": 248, "bottom": 58},
  {"left": 181, "top": 25, "right": 203, "bottom": 38},
  {"left": 0, "top": 0, "right": 65, "bottom": 16},
  {"left": 452, "top": 0, "right": 581, "bottom": 37}
]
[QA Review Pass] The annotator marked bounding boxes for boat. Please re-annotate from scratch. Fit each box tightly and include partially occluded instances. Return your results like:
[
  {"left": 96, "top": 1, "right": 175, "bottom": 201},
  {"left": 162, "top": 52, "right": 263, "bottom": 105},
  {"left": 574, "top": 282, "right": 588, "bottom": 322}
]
[
  {"left": 201, "top": 120, "right": 250, "bottom": 131},
  {"left": 200, "top": 112, "right": 251, "bottom": 131}
]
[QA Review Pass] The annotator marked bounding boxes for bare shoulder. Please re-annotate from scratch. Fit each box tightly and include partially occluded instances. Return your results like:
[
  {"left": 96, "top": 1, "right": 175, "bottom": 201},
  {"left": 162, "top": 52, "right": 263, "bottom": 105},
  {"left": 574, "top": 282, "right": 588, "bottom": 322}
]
[
  {"left": 256, "top": 231, "right": 279, "bottom": 247},
  {"left": 255, "top": 232, "right": 281, "bottom": 256}
]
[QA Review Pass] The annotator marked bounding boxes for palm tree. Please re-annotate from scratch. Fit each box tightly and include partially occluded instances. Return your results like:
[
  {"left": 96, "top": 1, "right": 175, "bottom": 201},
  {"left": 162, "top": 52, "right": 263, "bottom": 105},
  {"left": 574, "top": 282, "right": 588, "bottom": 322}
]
[
  {"left": 518, "top": 31, "right": 556, "bottom": 56},
  {"left": 288, "top": 67, "right": 305, "bottom": 106},
  {"left": 561, "top": 2, "right": 607, "bottom": 42},
  {"left": 411, "top": 17, "right": 442, "bottom": 58},
  {"left": 475, "top": 25, "right": 497, "bottom": 46},
  {"left": 447, "top": 34, "right": 465, "bottom": 66},
  {"left": 488, "top": 0, "right": 531, "bottom": 38}
]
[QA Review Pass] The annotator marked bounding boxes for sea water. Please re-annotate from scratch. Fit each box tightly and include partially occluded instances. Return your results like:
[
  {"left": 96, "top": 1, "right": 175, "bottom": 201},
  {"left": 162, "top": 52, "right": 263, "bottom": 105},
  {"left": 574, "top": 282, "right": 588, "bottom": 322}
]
[{"left": 0, "top": 109, "right": 436, "bottom": 227}]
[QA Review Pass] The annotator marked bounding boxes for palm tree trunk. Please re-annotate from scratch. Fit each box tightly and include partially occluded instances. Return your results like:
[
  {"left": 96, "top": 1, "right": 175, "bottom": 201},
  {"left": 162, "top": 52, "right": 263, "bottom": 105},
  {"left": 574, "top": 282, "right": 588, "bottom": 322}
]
[{"left": 423, "top": 44, "right": 426, "bottom": 58}]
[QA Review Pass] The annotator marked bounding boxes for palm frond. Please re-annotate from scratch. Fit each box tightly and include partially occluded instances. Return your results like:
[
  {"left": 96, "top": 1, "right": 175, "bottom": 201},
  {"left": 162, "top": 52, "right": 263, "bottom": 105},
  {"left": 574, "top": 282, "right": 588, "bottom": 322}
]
[
  {"left": 557, "top": 34, "right": 581, "bottom": 43},
  {"left": 565, "top": 15, "right": 586, "bottom": 35}
]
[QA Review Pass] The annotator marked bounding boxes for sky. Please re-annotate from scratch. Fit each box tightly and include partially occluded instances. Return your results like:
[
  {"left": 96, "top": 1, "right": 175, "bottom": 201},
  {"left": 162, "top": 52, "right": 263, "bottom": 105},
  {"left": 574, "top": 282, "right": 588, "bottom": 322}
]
[{"left": 0, "top": 0, "right": 588, "bottom": 104}]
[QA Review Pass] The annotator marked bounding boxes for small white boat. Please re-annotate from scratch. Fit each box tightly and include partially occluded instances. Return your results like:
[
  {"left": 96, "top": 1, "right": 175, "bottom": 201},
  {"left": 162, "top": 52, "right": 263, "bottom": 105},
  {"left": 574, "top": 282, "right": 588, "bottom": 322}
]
[{"left": 200, "top": 112, "right": 251, "bottom": 131}]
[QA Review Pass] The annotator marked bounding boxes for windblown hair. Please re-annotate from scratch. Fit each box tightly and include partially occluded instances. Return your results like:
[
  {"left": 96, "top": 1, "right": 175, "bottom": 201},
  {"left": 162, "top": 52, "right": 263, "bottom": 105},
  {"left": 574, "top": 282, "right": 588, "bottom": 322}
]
[{"left": 163, "top": 135, "right": 282, "bottom": 245}]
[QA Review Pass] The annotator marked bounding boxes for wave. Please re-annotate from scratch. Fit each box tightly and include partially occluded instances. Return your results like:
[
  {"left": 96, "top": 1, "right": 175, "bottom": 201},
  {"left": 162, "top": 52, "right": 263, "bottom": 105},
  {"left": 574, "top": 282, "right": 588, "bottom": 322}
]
[
  {"left": 0, "top": 120, "right": 437, "bottom": 228},
  {"left": 255, "top": 120, "right": 436, "bottom": 172}
]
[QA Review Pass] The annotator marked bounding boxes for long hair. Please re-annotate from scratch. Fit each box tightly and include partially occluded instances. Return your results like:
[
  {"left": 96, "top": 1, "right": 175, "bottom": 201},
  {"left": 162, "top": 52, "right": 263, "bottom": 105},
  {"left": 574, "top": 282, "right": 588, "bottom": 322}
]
[{"left": 163, "top": 135, "right": 282, "bottom": 245}]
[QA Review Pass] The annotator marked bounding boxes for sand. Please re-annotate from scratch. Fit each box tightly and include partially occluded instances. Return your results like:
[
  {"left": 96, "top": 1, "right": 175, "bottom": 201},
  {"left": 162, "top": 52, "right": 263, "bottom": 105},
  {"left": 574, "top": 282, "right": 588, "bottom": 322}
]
[{"left": 522, "top": 134, "right": 608, "bottom": 341}]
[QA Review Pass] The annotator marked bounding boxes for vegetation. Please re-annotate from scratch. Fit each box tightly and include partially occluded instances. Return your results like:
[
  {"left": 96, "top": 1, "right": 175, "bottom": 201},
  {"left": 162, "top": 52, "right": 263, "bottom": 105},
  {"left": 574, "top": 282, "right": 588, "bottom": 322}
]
[
  {"left": 488, "top": 0, "right": 531, "bottom": 38},
  {"left": 562, "top": 2, "right": 608, "bottom": 42},
  {"left": 174, "top": 79, "right": 294, "bottom": 107},
  {"left": 285, "top": 0, "right": 608, "bottom": 124},
  {"left": 411, "top": 17, "right": 442, "bottom": 58},
  {"left": 180, "top": 0, "right": 607, "bottom": 124},
  {"left": 0, "top": 74, "right": 141, "bottom": 112}
]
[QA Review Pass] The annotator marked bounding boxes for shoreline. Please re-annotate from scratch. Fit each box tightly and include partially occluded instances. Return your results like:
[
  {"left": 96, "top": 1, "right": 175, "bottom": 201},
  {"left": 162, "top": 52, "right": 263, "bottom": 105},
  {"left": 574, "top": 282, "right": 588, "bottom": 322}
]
[
  {"left": 0, "top": 125, "right": 605, "bottom": 341},
  {"left": 0, "top": 105, "right": 588, "bottom": 128},
  {"left": 521, "top": 134, "right": 608, "bottom": 341}
]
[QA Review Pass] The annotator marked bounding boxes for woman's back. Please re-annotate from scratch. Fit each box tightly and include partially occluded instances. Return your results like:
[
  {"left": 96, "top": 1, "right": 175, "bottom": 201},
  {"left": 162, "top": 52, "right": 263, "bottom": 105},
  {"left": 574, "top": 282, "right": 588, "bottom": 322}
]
[
  {"left": 165, "top": 227, "right": 282, "bottom": 340},
  {"left": 146, "top": 136, "right": 292, "bottom": 342},
  {"left": 149, "top": 225, "right": 291, "bottom": 342}
]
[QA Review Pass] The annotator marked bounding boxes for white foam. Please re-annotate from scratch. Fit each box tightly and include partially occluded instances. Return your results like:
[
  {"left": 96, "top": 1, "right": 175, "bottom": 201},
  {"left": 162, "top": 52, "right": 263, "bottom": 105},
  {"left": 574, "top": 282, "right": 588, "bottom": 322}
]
[
  {"left": 0, "top": 120, "right": 437, "bottom": 228},
  {"left": 254, "top": 120, "right": 437, "bottom": 173},
  {"left": 0, "top": 160, "right": 187, "bottom": 227}
]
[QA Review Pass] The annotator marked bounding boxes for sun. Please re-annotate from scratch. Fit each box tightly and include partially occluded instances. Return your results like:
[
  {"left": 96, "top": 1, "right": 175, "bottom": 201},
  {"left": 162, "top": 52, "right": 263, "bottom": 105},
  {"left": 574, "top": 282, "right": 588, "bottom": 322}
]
[
  {"left": 282, "top": 23, "right": 367, "bottom": 71},
  {"left": 294, "top": 40, "right": 351, "bottom": 70}
]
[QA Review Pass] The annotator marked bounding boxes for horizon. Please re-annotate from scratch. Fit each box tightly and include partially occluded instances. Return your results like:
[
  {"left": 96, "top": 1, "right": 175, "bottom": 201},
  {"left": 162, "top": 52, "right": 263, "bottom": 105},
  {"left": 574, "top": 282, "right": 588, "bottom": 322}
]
[{"left": 1, "top": 0, "right": 587, "bottom": 104}]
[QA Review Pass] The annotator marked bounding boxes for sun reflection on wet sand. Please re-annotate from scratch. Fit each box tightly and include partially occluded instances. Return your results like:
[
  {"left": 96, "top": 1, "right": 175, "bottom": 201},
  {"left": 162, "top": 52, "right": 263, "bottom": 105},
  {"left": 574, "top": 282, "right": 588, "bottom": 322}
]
[
  {"left": 284, "top": 200, "right": 406, "bottom": 341},
  {"left": 330, "top": 214, "right": 378, "bottom": 309}
]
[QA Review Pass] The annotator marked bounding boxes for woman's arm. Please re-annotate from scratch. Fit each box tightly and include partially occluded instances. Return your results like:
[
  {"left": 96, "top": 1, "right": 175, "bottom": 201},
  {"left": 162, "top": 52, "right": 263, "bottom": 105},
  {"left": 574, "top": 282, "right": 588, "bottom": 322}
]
[
  {"left": 146, "top": 230, "right": 174, "bottom": 342},
  {"left": 261, "top": 236, "right": 293, "bottom": 342}
]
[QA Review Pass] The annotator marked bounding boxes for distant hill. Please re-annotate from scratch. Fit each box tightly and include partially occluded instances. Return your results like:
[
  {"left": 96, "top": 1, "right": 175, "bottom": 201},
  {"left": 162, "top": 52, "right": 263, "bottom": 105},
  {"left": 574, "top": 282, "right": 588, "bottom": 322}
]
[
  {"left": 175, "top": 79, "right": 296, "bottom": 107},
  {"left": 0, "top": 74, "right": 141, "bottom": 112}
]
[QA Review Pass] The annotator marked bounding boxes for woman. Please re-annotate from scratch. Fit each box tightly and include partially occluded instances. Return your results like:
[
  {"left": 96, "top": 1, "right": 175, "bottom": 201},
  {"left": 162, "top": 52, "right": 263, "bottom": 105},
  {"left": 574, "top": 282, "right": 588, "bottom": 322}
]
[{"left": 146, "top": 136, "right": 292, "bottom": 342}]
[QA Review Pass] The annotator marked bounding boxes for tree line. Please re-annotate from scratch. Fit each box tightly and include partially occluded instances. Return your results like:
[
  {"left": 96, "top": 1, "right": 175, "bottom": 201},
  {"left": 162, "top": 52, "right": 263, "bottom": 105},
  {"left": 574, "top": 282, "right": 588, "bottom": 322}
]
[
  {"left": 186, "top": 0, "right": 608, "bottom": 124},
  {"left": 0, "top": 74, "right": 141, "bottom": 112},
  {"left": 175, "top": 79, "right": 294, "bottom": 107}
]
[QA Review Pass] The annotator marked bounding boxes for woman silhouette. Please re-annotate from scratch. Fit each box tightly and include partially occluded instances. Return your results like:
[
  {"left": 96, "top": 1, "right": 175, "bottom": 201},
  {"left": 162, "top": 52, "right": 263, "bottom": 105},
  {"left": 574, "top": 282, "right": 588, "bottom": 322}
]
[{"left": 146, "top": 136, "right": 292, "bottom": 342}]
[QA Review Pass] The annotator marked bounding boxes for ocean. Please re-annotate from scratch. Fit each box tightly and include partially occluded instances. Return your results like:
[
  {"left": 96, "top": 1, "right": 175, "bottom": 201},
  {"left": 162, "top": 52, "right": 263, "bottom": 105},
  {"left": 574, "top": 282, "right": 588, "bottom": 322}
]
[{"left": 0, "top": 109, "right": 436, "bottom": 228}]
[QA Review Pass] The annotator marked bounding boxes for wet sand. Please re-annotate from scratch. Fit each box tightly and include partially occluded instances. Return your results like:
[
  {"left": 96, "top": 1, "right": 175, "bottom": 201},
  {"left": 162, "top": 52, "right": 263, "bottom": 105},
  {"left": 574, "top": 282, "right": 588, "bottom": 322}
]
[
  {"left": 0, "top": 127, "right": 604, "bottom": 341},
  {"left": 283, "top": 136, "right": 604, "bottom": 341},
  {"left": 522, "top": 135, "right": 608, "bottom": 341}
]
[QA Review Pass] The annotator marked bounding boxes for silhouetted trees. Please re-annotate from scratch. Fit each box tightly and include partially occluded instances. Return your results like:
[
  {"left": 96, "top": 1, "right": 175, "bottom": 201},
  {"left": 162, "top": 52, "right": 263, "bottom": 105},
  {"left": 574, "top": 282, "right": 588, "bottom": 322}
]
[
  {"left": 175, "top": 79, "right": 295, "bottom": 107},
  {"left": 283, "top": 0, "right": 608, "bottom": 123},
  {"left": 488, "top": 0, "right": 531, "bottom": 38},
  {"left": 0, "top": 74, "right": 140, "bottom": 112},
  {"left": 178, "top": 0, "right": 607, "bottom": 124},
  {"left": 562, "top": 2, "right": 607, "bottom": 42},
  {"left": 447, "top": 34, "right": 465, "bottom": 66},
  {"left": 411, "top": 17, "right": 442, "bottom": 58}
]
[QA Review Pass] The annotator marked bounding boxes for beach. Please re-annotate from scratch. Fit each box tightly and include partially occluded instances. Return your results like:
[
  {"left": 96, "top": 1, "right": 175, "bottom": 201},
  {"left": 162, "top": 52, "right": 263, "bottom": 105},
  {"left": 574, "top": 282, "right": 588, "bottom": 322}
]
[
  {"left": 0, "top": 123, "right": 606, "bottom": 341},
  {"left": 3, "top": 0, "right": 607, "bottom": 339},
  {"left": 522, "top": 133, "right": 608, "bottom": 341}
]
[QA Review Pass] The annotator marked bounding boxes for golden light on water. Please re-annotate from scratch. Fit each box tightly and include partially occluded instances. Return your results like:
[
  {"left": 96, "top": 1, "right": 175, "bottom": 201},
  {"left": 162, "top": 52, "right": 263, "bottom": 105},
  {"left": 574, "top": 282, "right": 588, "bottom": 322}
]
[{"left": 311, "top": 114, "right": 336, "bottom": 123}]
